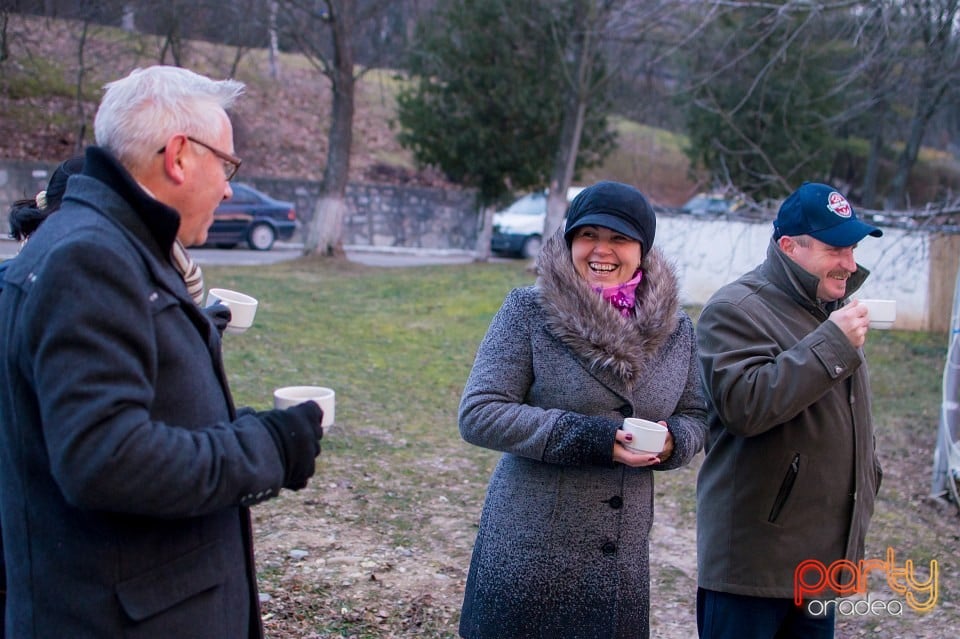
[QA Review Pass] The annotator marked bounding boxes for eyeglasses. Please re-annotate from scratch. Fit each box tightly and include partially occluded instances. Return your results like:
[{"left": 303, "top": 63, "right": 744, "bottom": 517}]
[{"left": 157, "top": 135, "right": 242, "bottom": 181}]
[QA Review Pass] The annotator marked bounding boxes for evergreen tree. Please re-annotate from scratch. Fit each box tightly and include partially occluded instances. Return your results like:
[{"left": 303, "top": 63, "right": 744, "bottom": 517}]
[{"left": 396, "top": 0, "right": 613, "bottom": 206}]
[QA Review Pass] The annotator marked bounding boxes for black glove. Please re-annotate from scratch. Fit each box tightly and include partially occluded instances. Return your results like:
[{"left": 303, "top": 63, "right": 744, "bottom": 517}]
[
  {"left": 260, "top": 401, "right": 324, "bottom": 490},
  {"left": 203, "top": 302, "right": 232, "bottom": 336}
]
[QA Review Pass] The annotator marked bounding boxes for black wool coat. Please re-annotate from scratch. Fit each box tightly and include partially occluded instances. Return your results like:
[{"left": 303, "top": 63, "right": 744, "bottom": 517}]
[{"left": 0, "top": 147, "right": 287, "bottom": 638}]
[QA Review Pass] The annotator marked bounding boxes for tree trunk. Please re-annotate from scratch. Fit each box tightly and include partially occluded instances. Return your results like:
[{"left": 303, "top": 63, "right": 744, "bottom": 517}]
[
  {"left": 860, "top": 103, "right": 886, "bottom": 209},
  {"left": 121, "top": 4, "right": 135, "bottom": 31},
  {"left": 229, "top": 44, "right": 246, "bottom": 79},
  {"left": 268, "top": 0, "right": 281, "bottom": 81},
  {"left": 887, "top": 97, "right": 939, "bottom": 209},
  {"left": 159, "top": 27, "right": 183, "bottom": 66},
  {"left": 887, "top": 1, "right": 957, "bottom": 209},
  {"left": 542, "top": 0, "right": 595, "bottom": 241},
  {"left": 303, "top": 0, "right": 355, "bottom": 257},
  {"left": 0, "top": 10, "right": 8, "bottom": 61},
  {"left": 73, "top": 19, "right": 90, "bottom": 153},
  {"left": 305, "top": 194, "right": 348, "bottom": 256},
  {"left": 474, "top": 203, "right": 494, "bottom": 263},
  {"left": 544, "top": 94, "right": 587, "bottom": 240}
]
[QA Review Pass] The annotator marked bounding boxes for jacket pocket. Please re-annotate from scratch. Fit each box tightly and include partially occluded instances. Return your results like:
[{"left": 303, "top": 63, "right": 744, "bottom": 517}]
[
  {"left": 768, "top": 453, "right": 800, "bottom": 523},
  {"left": 116, "top": 540, "right": 224, "bottom": 622}
]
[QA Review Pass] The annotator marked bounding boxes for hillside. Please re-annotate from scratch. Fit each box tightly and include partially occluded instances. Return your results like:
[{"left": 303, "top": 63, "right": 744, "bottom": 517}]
[{"left": 0, "top": 14, "right": 699, "bottom": 207}]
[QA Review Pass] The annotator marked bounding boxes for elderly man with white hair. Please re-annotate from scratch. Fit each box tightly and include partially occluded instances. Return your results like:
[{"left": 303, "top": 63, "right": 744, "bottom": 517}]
[{"left": 0, "top": 66, "right": 324, "bottom": 639}]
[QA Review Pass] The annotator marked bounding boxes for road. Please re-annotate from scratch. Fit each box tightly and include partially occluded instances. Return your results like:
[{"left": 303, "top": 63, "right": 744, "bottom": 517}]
[
  {"left": 203, "top": 244, "right": 488, "bottom": 267},
  {"left": 0, "top": 239, "right": 484, "bottom": 268}
]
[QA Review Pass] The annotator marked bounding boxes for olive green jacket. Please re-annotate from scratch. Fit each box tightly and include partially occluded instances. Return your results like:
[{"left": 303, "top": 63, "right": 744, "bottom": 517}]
[{"left": 695, "top": 239, "right": 882, "bottom": 599}]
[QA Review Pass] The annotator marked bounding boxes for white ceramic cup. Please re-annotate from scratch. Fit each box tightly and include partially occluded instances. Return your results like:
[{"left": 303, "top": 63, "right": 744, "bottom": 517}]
[
  {"left": 622, "top": 417, "right": 668, "bottom": 454},
  {"left": 206, "top": 288, "right": 259, "bottom": 334},
  {"left": 273, "top": 386, "right": 336, "bottom": 428},
  {"left": 857, "top": 298, "right": 897, "bottom": 330}
]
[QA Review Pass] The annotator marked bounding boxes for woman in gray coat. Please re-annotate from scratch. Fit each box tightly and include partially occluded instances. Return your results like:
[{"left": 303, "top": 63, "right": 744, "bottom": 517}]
[{"left": 458, "top": 181, "right": 708, "bottom": 639}]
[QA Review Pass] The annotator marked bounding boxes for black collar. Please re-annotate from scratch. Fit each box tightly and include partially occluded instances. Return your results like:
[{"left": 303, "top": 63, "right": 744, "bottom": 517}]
[{"left": 81, "top": 146, "right": 181, "bottom": 254}]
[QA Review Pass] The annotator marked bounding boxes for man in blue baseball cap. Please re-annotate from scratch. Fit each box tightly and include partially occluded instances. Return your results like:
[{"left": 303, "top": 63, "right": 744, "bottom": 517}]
[
  {"left": 770, "top": 182, "right": 883, "bottom": 302},
  {"left": 775, "top": 182, "right": 883, "bottom": 245},
  {"left": 694, "top": 182, "right": 884, "bottom": 639}
]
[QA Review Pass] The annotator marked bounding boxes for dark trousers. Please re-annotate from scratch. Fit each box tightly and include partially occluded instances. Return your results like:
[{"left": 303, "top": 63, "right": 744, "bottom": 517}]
[{"left": 697, "top": 588, "right": 835, "bottom": 639}]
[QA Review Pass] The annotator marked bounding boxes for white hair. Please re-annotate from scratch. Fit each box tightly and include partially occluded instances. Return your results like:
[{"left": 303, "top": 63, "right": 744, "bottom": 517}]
[{"left": 94, "top": 66, "right": 245, "bottom": 174}]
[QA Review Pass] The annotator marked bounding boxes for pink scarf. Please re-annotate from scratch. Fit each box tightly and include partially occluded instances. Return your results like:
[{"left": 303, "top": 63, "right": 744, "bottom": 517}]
[{"left": 592, "top": 270, "right": 643, "bottom": 317}]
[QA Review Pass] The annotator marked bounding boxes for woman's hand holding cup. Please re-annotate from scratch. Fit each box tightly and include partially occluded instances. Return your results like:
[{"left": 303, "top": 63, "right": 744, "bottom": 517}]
[{"left": 615, "top": 418, "right": 671, "bottom": 467}]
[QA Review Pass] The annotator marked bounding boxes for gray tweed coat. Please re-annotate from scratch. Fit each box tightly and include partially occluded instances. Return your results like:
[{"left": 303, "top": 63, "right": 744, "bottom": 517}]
[{"left": 458, "top": 230, "right": 707, "bottom": 639}]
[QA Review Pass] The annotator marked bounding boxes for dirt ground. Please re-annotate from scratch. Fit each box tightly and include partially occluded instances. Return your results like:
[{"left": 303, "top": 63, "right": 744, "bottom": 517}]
[{"left": 251, "top": 450, "right": 958, "bottom": 639}]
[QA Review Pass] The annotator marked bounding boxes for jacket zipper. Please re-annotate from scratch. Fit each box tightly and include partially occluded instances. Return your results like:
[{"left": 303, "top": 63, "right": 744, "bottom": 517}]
[{"left": 768, "top": 453, "right": 800, "bottom": 523}]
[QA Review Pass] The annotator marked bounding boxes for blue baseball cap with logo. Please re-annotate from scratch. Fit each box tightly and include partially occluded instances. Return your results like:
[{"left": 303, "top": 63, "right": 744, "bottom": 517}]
[{"left": 773, "top": 182, "right": 882, "bottom": 247}]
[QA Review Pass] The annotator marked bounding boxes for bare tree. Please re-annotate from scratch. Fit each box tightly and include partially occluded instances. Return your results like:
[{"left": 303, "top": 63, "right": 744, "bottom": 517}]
[
  {"left": 887, "top": 0, "right": 960, "bottom": 209},
  {"left": 542, "top": 1, "right": 603, "bottom": 239},
  {"left": 0, "top": 8, "right": 9, "bottom": 62},
  {"left": 678, "top": 1, "right": 861, "bottom": 199},
  {"left": 124, "top": 0, "right": 197, "bottom": 66},
  {"left": 278, "top": 0, "right": 356, "bottom": 257},
  {"left": 670, "top": 0, "right": 960, "bottom": 205},
  {"left": 541, "top": 1, "right": 697, "bottom": 238},
  {"left": 306, "top": 0, "right": 354, "bottom": 257},
  {"left": 220, "top": 0, "right": 271, "bottom": 78},
  {"left": 279, "top": 0, "right": 395, "bottom": 257},
  {"left": 831, "top": 0, "right": 913, "bottom": 208},
  {"left": 268, "top": 0, "right": 281, "bottom": 80},
  {"left": 72, "top": 16, "right": 91, "bottom": 152}
]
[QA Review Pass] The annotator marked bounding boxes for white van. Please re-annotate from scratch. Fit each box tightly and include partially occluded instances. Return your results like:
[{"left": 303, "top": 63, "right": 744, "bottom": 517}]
[{"left": 490, "top": 186, "right": 584, "bottom": 258}]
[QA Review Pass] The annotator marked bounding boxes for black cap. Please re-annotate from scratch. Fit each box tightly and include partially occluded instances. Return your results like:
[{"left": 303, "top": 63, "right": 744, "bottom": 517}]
[
  {"left": 44, "top": 156, "right": 85, "bottom": 211},
  {"left": 563, "top": 181, "right": 656, "bottom": 252}
]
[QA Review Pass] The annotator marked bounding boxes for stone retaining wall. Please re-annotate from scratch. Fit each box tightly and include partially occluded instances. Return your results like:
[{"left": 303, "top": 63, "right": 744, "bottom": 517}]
[{"left": 0, "top": 159, "right": 481, "bottom": 250}]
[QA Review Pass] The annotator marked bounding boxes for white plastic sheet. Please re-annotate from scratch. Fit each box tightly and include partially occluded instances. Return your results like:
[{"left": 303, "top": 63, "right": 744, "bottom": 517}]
[{"left": 930, "top": 266, "right": 960, "bottom": 510}]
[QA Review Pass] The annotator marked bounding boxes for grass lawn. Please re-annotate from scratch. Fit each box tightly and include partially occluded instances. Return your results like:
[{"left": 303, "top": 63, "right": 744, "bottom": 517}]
[{"left": 204, "top": 257, "right": 957, "bottom": 639}]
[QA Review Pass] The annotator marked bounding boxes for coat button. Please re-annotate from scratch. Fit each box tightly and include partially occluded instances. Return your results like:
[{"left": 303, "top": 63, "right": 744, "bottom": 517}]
[
  {"left": 618, "top": 405, "right": 632, "bottom": 417},
  {"left": 606, "top": 496, "right": 623, "bottom": 509},
  {"left": 601, "top": 541, "right": 617, "bottom": 555}
]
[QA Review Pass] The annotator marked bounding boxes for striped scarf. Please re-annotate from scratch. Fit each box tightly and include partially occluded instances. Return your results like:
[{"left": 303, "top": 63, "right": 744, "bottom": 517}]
[{"left": 170, "top": 240, "right": 204, "bottom": 305}]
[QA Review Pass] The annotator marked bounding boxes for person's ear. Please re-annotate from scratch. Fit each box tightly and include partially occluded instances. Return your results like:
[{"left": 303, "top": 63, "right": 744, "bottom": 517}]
[
  {"left": 777, "top": 235, "right": 796, "bottom": 255},
  {"left": 158, "top": 134, "right": 189, "bottom": 185}
]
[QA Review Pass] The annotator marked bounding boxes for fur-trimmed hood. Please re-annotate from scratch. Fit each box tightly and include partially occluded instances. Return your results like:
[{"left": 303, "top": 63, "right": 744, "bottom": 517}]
[{"left": 535, "top": 227, "right": 681, "bottom": 388}]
